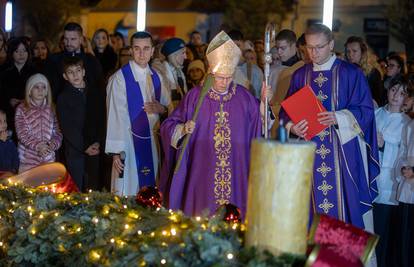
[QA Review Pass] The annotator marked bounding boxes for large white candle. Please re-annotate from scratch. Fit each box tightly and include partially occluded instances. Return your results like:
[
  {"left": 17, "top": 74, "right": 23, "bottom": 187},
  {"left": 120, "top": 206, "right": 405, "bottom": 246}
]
[{"left": 245, "top": 139, "right": 316, "bottom": 255}]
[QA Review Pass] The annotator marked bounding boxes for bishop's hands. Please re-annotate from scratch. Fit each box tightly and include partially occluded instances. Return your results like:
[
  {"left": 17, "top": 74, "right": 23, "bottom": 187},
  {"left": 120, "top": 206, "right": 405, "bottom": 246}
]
[
  {"left": 182, "top": 120, "right": 195, "bottom": 135},
  {"left": 261, "top": 82, "right": 273, "bottom": 103}
]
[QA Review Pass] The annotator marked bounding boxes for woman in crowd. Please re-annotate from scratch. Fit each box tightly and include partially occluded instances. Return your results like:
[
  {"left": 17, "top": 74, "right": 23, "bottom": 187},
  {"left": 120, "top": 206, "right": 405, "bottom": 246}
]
[
  {"left": 31, "top": 38, "right": 50, "bottom": 73},
  {"left": 15, "top": 73, "right": 62, "bottom": 172},
  {"left": 92, "top": 29, "right": 117, "bottom": 79},
  {"left": 383, "top": 54, "right": 406, "bottom": 95},
  {"left": 0, "top": 37, "right": 36, "bottom": 140},
  {"left": 186, "top": 59, "right": 205, "bottom": 89},
  {"left": 345, "top": 36, "right": 384, "bottom": 106}
]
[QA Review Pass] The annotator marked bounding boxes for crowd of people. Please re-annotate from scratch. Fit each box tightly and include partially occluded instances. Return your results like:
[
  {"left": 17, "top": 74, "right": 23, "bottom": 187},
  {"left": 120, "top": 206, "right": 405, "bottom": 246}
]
[{"left": 0, "top": 21, "right": 413, "bottom": 266}]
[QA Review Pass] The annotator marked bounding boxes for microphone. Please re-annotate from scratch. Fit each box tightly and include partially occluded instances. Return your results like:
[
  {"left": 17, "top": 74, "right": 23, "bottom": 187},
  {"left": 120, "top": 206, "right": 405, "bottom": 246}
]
[{"left": 119, "top": 151, "right": 126, "bottom": 178}]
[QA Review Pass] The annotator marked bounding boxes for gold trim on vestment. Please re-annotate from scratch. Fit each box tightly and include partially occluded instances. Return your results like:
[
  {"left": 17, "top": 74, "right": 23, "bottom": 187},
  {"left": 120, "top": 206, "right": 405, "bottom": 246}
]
[
  {"left": 316, "top": 144, "right": 331, "bottom": 160},
  {"left": 213, "top": 103, "right": 232, "bottom": 205},
  {"left": 318, "top": 198, "right": 334, "bottom": 214},
  {"left": 208, "top": 83, "right": 236, "bottom": 102},
  {"left": 317, "top": 180, "right": 333, "bottom": 196},
  {"left": 314, "top": 72, "right": 328, "bottom": 88},
  {"left": 316, "top": 162, "right": 332, "bottom": 178}
]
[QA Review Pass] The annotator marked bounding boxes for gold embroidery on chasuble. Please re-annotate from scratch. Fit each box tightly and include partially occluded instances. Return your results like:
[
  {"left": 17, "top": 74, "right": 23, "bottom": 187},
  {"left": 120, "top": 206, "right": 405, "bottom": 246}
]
[
  {"left": 317, "top": 90, "right": 328, "bottom": 102},
  {"left": 314, "top": 72, "right": 328, "bottom": 88},
  {"left": 211, "top": 85, "right": 236, "bottom": 205},
  {"left": 317, "top": 162, "right": 332, "bottom": 178},
  {"left": 316, "top": 144, "right": 331, "bottom": 160},
  {"left": 314, "top": 73, "right": 328, "bottom": 102},
  {"left": 319, "top": 198, "right": 334, "bottom": 214},
  {"left": 317, "top": 180, "right": 333, "bottom": 196},
  {"left": 317, "top": 130, "right": 330, "bottom": 142}
]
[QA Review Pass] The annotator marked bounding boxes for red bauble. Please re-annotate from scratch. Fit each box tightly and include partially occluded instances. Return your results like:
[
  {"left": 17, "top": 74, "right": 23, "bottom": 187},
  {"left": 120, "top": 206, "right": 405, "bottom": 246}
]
[
  {"left": 216, "top": 203, "right": 242, "bottom": 223},
  {"left": 135, "top": 186, "right": 163, "bottom": 208}
]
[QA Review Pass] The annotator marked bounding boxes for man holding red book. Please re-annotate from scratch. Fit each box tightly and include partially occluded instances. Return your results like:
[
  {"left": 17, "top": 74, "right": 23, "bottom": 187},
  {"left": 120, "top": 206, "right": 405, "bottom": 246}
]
[{"left": 279, "top": 24, "right": 380, "bottom": 232}]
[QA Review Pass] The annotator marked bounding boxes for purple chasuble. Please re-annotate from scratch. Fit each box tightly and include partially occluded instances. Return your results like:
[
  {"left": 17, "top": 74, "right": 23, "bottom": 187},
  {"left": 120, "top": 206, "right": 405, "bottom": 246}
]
[
  {"left": 160, "top": 83, "right": 261, "bottom": 218},
  {"left": 280, "top": 59, "right": 380, "bottom": 228}
]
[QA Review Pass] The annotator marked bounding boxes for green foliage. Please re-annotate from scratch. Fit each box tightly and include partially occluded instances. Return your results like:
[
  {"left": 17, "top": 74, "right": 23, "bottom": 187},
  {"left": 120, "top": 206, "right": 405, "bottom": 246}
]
[{"left": 0, "top": 184, "right": 305, "bottom": 266}]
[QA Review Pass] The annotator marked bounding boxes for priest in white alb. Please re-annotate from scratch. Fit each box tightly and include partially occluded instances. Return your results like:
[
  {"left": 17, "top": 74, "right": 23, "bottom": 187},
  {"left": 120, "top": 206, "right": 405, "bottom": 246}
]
[{"left": 106, "top": 31, "right": 171, "bottom": 196}]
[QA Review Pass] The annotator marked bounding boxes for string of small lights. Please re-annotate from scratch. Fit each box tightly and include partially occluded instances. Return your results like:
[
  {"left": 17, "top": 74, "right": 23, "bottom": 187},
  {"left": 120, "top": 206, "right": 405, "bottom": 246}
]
[{"left": 0, "top": 183, "right": 304, "bottom": 266}]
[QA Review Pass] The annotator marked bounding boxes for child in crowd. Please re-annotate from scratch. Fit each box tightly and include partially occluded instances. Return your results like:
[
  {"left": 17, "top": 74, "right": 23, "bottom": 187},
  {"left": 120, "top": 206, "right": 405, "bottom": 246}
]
[
  {"left": 374, "top": 77, "right": 411, "bottom": 267},
  {"left": 0, "top": 110, "right": 19, "bottom": 175},
  {"left": 57, "top": 56, "right": 105, "bottom": 192},
  {"left": 402, "top": 88, "right": 414, "bottom": 119},
  {"left": 15, "top": 73, "right": 62, "bottom": 172},
  {"left": 395, "top": 96, "right": 414, "bottom": 267},
  {"left": 186, "top": 59, "right": 205, "bottom": 89}
]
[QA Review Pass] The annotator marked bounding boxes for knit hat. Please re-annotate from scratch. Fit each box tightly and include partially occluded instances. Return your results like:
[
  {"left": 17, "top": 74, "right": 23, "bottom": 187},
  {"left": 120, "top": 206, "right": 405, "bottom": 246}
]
[
  {"left": 161, "top": 38, "right": 185, "bottom": 57},
  {"left": 187, "top": 59, "right": 205, "bottom": 74},
  {"left": 26, "top": 73, "right": 50, "bottom": 95},
  {"left": 25, "top": 73, "right": 52, "bottom": 106}
]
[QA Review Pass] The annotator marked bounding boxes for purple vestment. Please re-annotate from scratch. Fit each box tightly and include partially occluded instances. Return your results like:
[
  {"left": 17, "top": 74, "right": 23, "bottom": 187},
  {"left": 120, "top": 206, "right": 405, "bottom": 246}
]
[
  {"left": 160, "top": 83, "right": 261, "bottom": 217},
  {"left": 280, "top": 59, "right": 380, "bottom": 228}
]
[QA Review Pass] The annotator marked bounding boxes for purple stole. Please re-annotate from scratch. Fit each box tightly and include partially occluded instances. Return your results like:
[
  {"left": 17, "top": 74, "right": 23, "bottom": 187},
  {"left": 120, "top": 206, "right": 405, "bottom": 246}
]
[{"left": 121, "top": 63, "right": 161, "bottom": 188}]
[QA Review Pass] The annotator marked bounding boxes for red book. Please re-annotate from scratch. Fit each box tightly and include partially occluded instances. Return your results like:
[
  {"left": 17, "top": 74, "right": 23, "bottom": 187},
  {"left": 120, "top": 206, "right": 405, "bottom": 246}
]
[{"left": 281, "top": 85, "right": 328, "bottom": 140}]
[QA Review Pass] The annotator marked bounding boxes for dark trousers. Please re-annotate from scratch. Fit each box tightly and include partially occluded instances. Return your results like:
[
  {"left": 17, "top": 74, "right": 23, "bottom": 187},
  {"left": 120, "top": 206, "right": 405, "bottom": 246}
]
[
  {"left": 65, "top": 152, "right": 85, "bottom": 191},
  {"left": 373, "top": 203, "right": 399, "bottom": 267},
  {"left": 400, "top": 203, "right": 414, "bottom": 267},
  {"left": 65, "top": 149, "right": 100, "bottom": 192},
  {"left": 84, "top": 155, "right": 100, "bottom": 191}
]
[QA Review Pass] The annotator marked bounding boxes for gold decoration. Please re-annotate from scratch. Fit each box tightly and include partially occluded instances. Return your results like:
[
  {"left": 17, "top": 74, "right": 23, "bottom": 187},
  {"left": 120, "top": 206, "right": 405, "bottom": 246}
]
[
  {"left": 140, "top": 167, "right": 151, "bottom": 176},
  {"left": 318, "top": 198, "right": 334, "bottom": 213},
  {"left": 213, "top": 104, "right": 232, "bottom": 205},
  {"left": 317, "top": 180, "right": 333, "bottom": 196},
  {"left": 317, "top": 130, "right": 330, "bottom": 142},
  {"left": 206, "top": 31, "right": 241, "bottom": 76},
  {"left": 316, "top": 162, "right": 332, "bottom": 178},
  {"left": 245, "top": 140, "right": 316, "bottom": 256},
  {"left": 314, "top": 72, "right": 328, "bottom": 88},
  {"left": 208, "top": 83, "right": 236, "bottom": 102},
  {"left": 316, "top": 144, "right": 331, "bottom": 160},
  {"left": 316, "top": 90, "right": 328, "bottom": 102}
]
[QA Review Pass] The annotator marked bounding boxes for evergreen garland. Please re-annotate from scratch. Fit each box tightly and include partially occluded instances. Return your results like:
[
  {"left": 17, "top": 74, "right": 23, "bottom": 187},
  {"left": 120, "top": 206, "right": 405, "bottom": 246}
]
[{"left": 0, "top": 184, "right": 305, "bottom": 266}]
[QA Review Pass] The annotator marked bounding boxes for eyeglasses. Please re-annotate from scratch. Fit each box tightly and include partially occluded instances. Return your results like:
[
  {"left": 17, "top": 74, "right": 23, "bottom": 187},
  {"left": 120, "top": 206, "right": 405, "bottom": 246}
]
[
  {"left": 214, "top": 75, "right": 232, "bottom": 82},
  {"left": 305, "top": 41, "right": 330, "bottom": 52}
]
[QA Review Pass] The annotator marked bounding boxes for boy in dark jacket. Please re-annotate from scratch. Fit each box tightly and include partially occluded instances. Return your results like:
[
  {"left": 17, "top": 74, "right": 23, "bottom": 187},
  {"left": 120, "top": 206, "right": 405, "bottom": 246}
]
[{"left": 57, "top": 56, "right": 105, "bottom": 191}]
